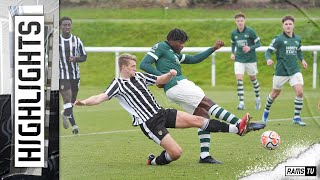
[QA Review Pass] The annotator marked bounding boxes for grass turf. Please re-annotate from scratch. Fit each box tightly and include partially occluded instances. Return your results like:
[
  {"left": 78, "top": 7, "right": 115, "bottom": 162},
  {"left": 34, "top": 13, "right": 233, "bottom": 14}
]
[{"left": 60, "top": 86, "right": 320, "bottom": 179}]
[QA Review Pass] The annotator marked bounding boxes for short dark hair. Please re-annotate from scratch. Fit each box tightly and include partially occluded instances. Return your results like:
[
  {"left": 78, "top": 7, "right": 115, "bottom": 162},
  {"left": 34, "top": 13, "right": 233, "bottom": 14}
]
[
  {"left": 166, "top": 28, "right": 189, "bottom": 42},
  {"left": 282, "top": 15, "right": 294, "bottom": 23},
  {"left": 59, "top": 16, "right": 72, "bottom": 25},
  {"left": 118, "top": 53, "right": 137, "bottom": 70},
  {"left": 234, "top": 12, "right": 245, "bottom": 19}
]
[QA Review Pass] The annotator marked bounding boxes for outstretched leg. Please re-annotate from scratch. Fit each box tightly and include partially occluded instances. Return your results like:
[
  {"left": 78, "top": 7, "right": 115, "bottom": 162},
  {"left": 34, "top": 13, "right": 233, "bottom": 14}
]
[{"left": 198, "top": 96, "right": 244, "bottom": 125}]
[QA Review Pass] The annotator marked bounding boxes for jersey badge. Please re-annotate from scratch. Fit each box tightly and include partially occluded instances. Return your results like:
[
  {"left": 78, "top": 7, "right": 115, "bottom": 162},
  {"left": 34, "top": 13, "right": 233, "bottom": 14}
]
[{"left": 152, "top": 43, "right": 159, "bottom": 50}]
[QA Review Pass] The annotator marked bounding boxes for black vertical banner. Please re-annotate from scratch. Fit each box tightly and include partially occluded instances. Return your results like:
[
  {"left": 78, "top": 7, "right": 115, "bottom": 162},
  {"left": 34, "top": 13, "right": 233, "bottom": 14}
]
[
  {"left": 41, "top": 90, "right": 59, "bottom": 179},
  {"left": 0, "top": 95, "right": 12, "bottom": 177}
]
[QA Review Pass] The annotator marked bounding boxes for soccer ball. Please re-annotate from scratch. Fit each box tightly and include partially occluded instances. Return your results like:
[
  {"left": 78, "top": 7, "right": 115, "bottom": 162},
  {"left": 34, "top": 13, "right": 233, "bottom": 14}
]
[{"left": 261, "top": 131, "right": 280, "bottom": 150}]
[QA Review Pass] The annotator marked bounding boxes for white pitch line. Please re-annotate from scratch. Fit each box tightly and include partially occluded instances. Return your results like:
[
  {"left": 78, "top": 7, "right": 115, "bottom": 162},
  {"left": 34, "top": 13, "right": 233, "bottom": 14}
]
[
  {"left": 267, "top": 116, "right": 320, "bottom": 122},
  {"left": 60, "top": 129, "right": 138, "bottom": 138},
  {"left": 60, "top": 116, "right": 320, "bottom": 138}
]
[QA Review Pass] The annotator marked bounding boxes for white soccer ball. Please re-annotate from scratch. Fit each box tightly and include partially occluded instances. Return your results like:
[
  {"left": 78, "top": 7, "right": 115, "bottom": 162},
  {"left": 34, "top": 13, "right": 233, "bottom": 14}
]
[{"left": 261, "top": 131, "right": 280, "bottom": 150}]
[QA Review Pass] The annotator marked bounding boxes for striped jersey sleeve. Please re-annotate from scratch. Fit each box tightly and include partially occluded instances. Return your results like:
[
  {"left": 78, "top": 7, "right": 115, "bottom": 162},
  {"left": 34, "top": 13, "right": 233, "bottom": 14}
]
[
  {"left": 136, "top": 72, "right": 157, "bottom": 86},
  {"left": 104, "top": 78, "right": 119, "bottom": 99}
]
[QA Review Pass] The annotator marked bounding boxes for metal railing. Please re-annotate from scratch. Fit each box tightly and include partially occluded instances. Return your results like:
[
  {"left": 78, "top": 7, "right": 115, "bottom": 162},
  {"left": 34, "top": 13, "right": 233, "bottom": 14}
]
[{"left": 86, "top": 46, "right": 320, "bottom": 88}]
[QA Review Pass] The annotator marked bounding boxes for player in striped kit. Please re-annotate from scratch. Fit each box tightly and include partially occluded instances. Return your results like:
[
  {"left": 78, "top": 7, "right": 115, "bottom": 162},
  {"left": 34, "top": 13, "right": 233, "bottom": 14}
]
[
  {"left": 59, "top": 16, "right": 87, "bottom": 134},
  {"left": 75, "top": 53, "right": 264, "bottom": 165},
  {"left": 262, "top": 15, "right": 308, "bottom": 126},
  {"left": 140, "top": 28, "right": 265, "bottom": 164},
  {"left": 231, "top": 13, "right": 261, "bottom": 110}
]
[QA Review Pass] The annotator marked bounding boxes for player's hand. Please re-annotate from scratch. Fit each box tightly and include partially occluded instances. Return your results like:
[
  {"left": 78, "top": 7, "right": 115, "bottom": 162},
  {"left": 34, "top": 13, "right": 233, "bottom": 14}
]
[
  {"left": 69, "top": 56, "right": 77, "bottom": 62},
  {"left": 230, "top": 54, "right": 235, "bottom": 61},
  {"left": 301, "top": 60, "right": 308, "bottom": 69},
  {"left": 156, "top": 84, "right": 164, "bottom": 88},
  {"left": 242, "top": 46, "right": 251, "bottom": 53},
  {"left": 168, "top": 69, "right": 177, "bottom": 76},
  {"left": 267, "top": 59, "right": 273, "bottom": 66},
  {"left": 74, "top": 100, "right": 86, "bottom": 106},
  {"left": 213, "top": 40, "right": 224, "bottom": 50}
]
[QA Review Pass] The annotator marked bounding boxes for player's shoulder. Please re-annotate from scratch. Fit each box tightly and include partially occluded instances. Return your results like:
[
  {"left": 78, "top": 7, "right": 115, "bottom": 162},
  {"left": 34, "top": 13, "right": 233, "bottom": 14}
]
[
  {"left": 71, "top": 34, "right": 82, "bottom": 40},
  {"left": 231, "top": 29, "right": 238, "bottom": 34},
  {"left": 294, "top": 34, "right": 302, "bottom": 40},
  {"left": 151, "top": 41, "right": 169, "bottom": 51},
  {"left": 135, "top": 72, "right": 145, "bottom": 78},
  {"left": 245, "top": 26, "right": 256, "bottom": 33},
  {"left": 273, "top": 33, "right": 283, "bottom": 40}
]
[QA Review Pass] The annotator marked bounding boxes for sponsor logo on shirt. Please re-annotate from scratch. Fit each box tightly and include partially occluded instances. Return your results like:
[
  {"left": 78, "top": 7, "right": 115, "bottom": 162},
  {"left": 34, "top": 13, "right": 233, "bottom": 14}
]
[{"left": 286, "top": 46, "right": 297, "bottom": 55}]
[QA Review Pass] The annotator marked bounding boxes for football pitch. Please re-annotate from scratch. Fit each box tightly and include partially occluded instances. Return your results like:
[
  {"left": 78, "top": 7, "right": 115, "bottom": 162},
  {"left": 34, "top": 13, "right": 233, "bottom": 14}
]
[{"left": 60, "top": 86, "right": 320, "bottom": 179}]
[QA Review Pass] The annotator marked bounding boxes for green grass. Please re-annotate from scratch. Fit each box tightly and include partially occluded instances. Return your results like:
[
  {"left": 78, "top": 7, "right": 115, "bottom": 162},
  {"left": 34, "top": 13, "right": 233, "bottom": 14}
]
[
  {"left": 60, "top": 7, "right": 320, "bottom": 19},
  {"left": 60, "top": 7, "right": 320, "bottom": 87},
  {"left": 60, "top": 86, "right": 320, "bottom": 179}
]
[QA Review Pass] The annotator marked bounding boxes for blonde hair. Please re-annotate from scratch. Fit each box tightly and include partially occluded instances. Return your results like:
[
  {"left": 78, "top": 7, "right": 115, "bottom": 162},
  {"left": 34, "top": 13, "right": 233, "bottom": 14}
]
[{"left": 118, "top": 53, "right": 137, "bottom": 70}]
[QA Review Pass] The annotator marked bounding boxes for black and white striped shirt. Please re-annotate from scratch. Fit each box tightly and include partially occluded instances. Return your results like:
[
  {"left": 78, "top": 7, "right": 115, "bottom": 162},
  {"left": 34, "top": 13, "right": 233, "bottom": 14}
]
[
  {"left": 104, "top": 72, "right": 162, "bottom": 126},
  {"left": 59, "top": 34, "right": 86, "bottom": 79}
]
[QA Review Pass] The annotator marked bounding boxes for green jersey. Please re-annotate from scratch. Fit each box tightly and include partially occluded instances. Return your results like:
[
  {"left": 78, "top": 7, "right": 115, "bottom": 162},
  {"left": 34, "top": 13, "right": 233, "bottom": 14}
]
[
  {"left": 140, "top": 41, "right": 215, "bottom": 92},
  {"left": 265, "top": 32, "right": 304, "bottom": 76},
  {"left": 231, "top": 26, "right": 261, "bottom": 63}
]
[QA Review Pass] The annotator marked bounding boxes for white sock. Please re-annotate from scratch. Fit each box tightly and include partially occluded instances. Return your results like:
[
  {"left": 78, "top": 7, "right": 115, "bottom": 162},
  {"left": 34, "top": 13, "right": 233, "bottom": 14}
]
[
  {"left": 151, "top": 158, "right": 157, "bottom": 165},
  {"left": 229, "top": 124, "right": 238, "bottom": 134}
]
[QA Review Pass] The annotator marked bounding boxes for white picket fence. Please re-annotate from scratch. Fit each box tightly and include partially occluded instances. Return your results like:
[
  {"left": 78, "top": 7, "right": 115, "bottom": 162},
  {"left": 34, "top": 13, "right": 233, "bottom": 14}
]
[{"left": 86, "top": 46, "right": 320, "bottom": 89}]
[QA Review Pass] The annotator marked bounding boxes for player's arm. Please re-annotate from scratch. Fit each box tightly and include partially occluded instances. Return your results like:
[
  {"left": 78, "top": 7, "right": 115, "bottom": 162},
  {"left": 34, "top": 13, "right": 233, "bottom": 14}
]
[
  {"left": 70, "top": 55, "right": 87, "bottom": 63},
  {"left": 265, "top": 48, "right": 274, "bottom": 66},
  {"left": 249, "top": 30, "right": 261, "bottom": 50},
  {"left": 297, "top": 41, "right": 307, "bottom": 69},
  {"left": 155, "top": 70, "right": 177, "bottom": 85},
  {"left": 265, "top": 37, "right": 278, "bottom": 66},
  {"left": 75, "top": 93, "right": 109, "bottom": 106},
  {"left": 70, "top": 37, "right": 87, "bottom": 63},
  {"left": 140, "top": 53, "right": 163, "bottom": 76},
  {"left": 76, "top": 55, "right": 87, "bottom": 62},
  {"left": 182, "top": 40, "right": 224, "bottom": 64}
]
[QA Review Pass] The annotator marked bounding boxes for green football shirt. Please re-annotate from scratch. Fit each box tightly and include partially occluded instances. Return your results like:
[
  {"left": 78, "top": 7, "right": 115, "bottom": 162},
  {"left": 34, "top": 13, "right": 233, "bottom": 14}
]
[
  {"left": 140, "top": 41, "right": 214, "bottom": 92},
  {"left": 231, "top": 26, "right": 261, "bottom": 63},
  {"left": 265, "top": 32, "right": 304, "bottom": 76}
]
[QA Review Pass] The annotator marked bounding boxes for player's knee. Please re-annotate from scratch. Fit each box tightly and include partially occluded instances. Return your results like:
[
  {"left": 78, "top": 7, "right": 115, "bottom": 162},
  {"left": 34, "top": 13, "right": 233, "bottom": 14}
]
[
  {"left": 170, "top": 147, "right": 183, "bottom": 160},
  {"left": 271, "top": 90, "right": 280, "bottom": 99},
  {"left": 296, "top": 90, "right": 303, "bottom": 97}
]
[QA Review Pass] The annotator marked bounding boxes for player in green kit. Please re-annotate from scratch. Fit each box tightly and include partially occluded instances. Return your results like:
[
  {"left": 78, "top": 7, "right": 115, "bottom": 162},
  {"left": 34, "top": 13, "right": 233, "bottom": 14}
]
[
  {"left": 262, "top": 15, "right": 308, "bottom": 126},
  {"left": 231, "top": 13, "right": 261, "bottom": 110},
  {"left": 140, "top": 28, "right": 265, "bottom": 164}
]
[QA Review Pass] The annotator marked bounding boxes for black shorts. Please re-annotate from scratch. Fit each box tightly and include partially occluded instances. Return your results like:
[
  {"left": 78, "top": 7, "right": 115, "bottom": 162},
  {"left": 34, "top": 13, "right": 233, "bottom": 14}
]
[
  {"left": 59, "top": 79, "right": 80, "bottom": 91},
  {"left": 140, "top": 108, "right": 177, "bottom": 145}
]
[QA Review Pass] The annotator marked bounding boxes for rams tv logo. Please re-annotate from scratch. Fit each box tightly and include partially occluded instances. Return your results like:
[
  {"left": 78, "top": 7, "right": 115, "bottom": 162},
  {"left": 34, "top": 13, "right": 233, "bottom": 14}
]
[
  {"left": 285, "top": 166, "right": 317, "bottom": 176},
  {"left": 14, "top": 16, "right": 45, "bottom": 167}
]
